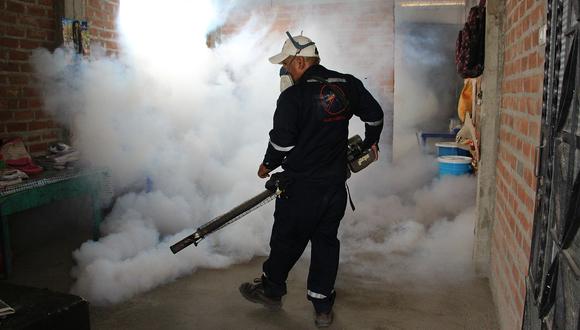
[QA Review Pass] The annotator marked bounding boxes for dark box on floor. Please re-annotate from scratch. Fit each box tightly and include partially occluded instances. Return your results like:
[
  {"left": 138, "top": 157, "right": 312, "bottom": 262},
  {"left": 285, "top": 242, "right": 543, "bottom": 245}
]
[{"left": 0, "top": 283, "right": 89, "bottom": 329}]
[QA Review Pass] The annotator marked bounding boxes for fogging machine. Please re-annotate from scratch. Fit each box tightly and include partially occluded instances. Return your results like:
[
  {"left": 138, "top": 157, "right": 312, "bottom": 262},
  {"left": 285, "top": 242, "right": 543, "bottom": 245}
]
[{"left": 170, "top": 135, "right": 376, "bottom": 254}]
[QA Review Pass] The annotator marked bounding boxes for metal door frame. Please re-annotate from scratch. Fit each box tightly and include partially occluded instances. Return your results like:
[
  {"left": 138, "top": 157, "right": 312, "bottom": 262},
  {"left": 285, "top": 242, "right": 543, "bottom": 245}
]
[{"left": 523, "top": 0, "right": 580, "bottom": 328}]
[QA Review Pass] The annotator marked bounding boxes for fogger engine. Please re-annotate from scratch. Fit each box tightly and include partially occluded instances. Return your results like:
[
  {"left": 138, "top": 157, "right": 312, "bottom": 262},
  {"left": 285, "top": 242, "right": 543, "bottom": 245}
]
[{"left": 346, "top": 135, "right": 376, "bottom": 173}]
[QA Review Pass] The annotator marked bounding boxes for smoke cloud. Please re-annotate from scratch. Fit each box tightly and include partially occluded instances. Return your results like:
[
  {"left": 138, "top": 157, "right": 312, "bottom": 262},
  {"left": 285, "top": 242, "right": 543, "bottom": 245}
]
[
  {"left": 341, "top": 159, "right": 477, "bottom": 283},
  {"left": 393, "top": 7, "right": 464, "bottom": 157},
  {"left": 30, "top": 0, "right": 476, "bottom": 305}
]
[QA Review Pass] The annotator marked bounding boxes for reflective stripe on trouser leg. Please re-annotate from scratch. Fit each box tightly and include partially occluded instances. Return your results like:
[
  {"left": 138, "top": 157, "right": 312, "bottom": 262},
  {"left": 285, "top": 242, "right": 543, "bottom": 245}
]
[
  {"left": 307, "top": 184, "right": 347, "bottom": 313},
  {"left": 262, "top": 184, "right": 312, "bottom": 297},
  {"left": 308, "top": 289, "right": 336, "bottom": 299},
  {"left": 307, "top": 290, "right": 337, "bottom": 314}
]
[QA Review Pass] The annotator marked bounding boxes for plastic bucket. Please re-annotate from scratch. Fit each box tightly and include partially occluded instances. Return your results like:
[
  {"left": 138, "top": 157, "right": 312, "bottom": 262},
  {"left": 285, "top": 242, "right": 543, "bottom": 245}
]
[
  {"left": 435, "top": 142, "right": 471, "bottom": 157},
  {"left": 437, "top": 156, "right": 472, "bottom": 176}
]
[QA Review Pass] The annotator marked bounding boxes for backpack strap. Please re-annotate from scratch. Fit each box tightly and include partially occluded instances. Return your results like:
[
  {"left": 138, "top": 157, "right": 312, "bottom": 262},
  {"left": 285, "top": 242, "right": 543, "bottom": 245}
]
[{"left": 345, "top": 182, "right": 355, "bottom": 211}]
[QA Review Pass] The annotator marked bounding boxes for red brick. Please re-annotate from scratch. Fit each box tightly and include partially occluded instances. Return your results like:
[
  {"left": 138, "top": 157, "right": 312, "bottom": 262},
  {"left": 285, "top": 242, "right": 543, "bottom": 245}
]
[
  {"left": 0, "top": 38, "right": 19, "bottom": 48},
  {"left": 526, "top": 97, "right": 537, "bottom": 115},
  {"left": 27, "top": 29, "right": 47, "bottom": 40},
  {"left": 88, "top": 0, "right": 101, "bottom": 8},
  {"left": 23, "top": 87, "right": 39, "bottom": 97},
  {"left": 42, "top": 131, "right": 58, "bottom": 140},
  {"left": 99, "top": 30, "right": 113, "bottom": 39},
  {"left": 6, "top": 1, "right": 25, "bottom": 13},
  {"left": 521, "top": 210, "right": 532, "bottom": 234},
  {"left": 37, "top": 18, "right": 55, "bottom": 30},
  {"left": 86, "top": 7, "right": 99, "bottom": 19},
  {"left": 7, "top": 122, "right": 28, "bottom": 132},
  {"left": 19, "top": 40, "right": 40, "bottom": 49},
  {"left": 17, "top": 15, "right": 36, "bottom": 27},
  {"left": 28, "top": 142, "right": 48, "bottom": 153},
  {"left": 507, "top": 209, "right": 516, "bottom": 233},
  {"left": 18, "top": 99, "right": 28, "bottom": 109},
  {"left": 8, "top": 75, "right": 29, "bottom": 85},
  {"left": 26, "top": 135, "right": 42, "bottom": 142},
  {"left": 47, "top": 120, "right": 58, "bottom": 129},
  {"left": 91, "top": 18, "right": 105, "bottom": 28},
  {"left": 528, "top": 121, "right": 540, "bottom": 139},
  {"left": 530, "top": 76, "right": 542, "bottom": 93},
  {"left": 28, "top": 98, "right": 42, "bottom": 108},
  {"left": 518, "top": 117, "right": 529, "bottom": 135},
  {"left": 0, "top": 99, "right": 18, "bottom": 110},
  {"left": 0, "top": 12, "right": 18, "bottom": 24},
  {"left": 5, "top": 26, "right": 26, "bottom": 38},
  {"left": 8, "top": 50, "right": 29, "bottom": 61},
  {"left": 519, "top": 97, "right": 527, "bottom": 112},
  {"left": 26, "top": 5, "right": 47, "bottom": 16},
  {"left": 0, "top": 87, "right": 20, "bottom": 97},
  {"left": 517, "top": 185, "right": 527, "bottom": 205},
  {"left": 0, "top": 110, "right": 13, "bottom": 121},
  {"left": 28, "top": 121, "right": 49, "bottom": 130},
  {"left": 34, "top": 110, "right": 50, "bottom": 119},
  {"left": 105, "top": 40, "right": 118, "bottom": 50},
  {"left": 522, "top": 141, "right": 531, "bottom": 158},
  {"left": 528, "top": 53, "right": 537, "bottom": 68},
  {"left": 14, "top": 110, "right": 34, "bottom": 120}
]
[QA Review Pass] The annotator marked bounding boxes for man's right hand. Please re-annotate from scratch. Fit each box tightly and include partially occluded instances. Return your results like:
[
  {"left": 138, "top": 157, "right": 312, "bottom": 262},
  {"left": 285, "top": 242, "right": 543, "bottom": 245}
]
[{"left": 258, "top": 163, "right": 271, "bottom": 178}]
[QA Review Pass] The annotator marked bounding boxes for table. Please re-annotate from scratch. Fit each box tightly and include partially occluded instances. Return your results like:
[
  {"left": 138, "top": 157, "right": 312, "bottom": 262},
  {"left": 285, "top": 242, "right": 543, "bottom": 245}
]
[{"left": 0, "top": 168, "right": 112, "bottom": 277}]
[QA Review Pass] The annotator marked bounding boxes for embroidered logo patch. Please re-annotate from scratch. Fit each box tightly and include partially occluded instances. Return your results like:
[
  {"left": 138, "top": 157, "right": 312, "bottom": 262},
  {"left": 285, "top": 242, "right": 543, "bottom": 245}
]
[{"left": 320, "top": 84, "right": 347, "bottom": 116}]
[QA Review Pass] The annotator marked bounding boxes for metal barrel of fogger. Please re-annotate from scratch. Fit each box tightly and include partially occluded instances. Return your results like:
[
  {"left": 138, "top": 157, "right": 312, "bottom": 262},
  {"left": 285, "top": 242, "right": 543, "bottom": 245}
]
[{"left": 170, "top": 189, "right": 275, "bottom": 254}]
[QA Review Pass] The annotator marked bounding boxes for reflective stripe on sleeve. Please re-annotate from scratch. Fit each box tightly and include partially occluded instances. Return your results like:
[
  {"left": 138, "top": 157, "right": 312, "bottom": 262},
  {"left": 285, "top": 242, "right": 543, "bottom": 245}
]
[
  {"left": 269, "top": 139, "right": 295, "bottom": 152},
  {"left": 365, "top": 118, "right": 383, "bottom": 126},
  {"left": 306, "top": 78, "right": 347, "bottom": 83},
  {"left": 307, "top": 290, "right": 327, "bottom": 299}
]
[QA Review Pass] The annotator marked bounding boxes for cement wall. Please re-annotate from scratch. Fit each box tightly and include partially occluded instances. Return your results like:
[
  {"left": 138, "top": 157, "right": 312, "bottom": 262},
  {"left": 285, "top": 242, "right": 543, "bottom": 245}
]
[{"left": 473, "top": 0, "right": 505, "bottom": 277}]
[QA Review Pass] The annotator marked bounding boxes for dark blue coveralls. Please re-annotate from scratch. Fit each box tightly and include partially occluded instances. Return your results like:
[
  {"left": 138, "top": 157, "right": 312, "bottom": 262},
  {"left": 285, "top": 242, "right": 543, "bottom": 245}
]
[{"left": 261, "top": 64, "right": 384, "bottom": 313}]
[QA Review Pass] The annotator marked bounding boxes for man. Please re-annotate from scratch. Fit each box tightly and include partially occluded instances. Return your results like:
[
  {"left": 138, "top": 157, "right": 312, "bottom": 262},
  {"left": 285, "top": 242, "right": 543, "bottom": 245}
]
[{"left": 239, "top": 32, "right": 384, "bottom": 328}]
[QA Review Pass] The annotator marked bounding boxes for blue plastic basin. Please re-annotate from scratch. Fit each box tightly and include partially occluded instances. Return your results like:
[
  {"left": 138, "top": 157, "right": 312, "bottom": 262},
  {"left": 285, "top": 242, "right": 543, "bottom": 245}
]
[
  {"left": 437, "top": 156, "right": 473, "bottom": 176},
  {"left": 435, "top": 142, "right": 471, "bottom": 157}
]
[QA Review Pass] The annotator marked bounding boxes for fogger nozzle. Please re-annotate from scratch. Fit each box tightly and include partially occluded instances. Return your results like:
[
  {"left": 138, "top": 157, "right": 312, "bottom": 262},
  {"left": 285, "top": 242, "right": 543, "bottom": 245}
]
[{"left": 170, "top": 231, "right": 203, "bottom": 254}]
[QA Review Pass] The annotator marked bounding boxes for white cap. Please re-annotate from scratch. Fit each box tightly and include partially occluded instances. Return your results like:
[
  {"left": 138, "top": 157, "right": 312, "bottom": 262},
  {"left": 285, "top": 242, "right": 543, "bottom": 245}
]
[{"left": 269, "top": 34, "right": 319, "bottom": 64}]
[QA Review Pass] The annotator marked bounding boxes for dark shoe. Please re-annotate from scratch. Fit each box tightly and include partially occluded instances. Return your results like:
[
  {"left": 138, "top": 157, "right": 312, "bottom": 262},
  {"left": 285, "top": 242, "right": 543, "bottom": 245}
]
[
  {"left": 239, "top": 278, "right": 282, "bottom": 309},
  {"left": 314, "top": 310, "right": 333, "bottom": 328}
]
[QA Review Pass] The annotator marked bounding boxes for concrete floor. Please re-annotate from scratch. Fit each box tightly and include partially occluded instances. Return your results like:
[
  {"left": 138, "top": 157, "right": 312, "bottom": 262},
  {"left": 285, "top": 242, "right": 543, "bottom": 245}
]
[
  {"left": 89, "top": 257, "right": 499, "bottom": 330},
  {"left": 4, "top": 200, "right": 499, "bottom": 329}
]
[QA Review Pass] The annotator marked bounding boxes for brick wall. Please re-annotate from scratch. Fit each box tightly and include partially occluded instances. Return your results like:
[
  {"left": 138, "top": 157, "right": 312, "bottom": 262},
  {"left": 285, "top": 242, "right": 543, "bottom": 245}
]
[
  {"left": 490, "top": 0, "right": 545, "bottom": 328},
  {"left": 0, "top": 0, "right": 118, "bottom": 156},
  {"left": 222, "top": 0, "right": 395, "bottom": 155},
  {"left": 1, "top": 0, "right": 60, "bottom": 154},
  {"left": 86, "top": 0, "right": 118, "bottom": 55}
]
